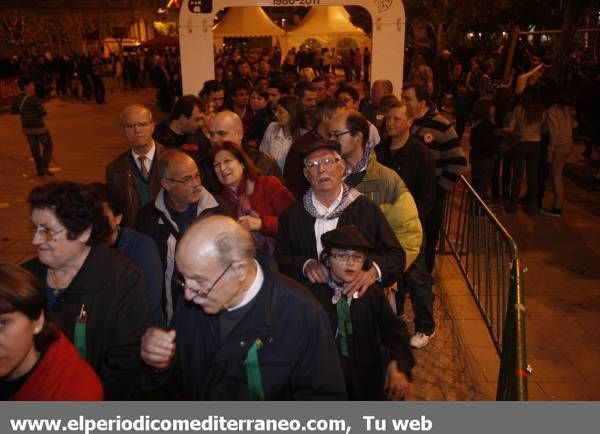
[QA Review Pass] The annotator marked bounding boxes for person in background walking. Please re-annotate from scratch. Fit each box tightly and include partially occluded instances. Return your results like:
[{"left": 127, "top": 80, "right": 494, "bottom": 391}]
[{"left": 10, "top": 76, "right": 55, "bottom": 177}]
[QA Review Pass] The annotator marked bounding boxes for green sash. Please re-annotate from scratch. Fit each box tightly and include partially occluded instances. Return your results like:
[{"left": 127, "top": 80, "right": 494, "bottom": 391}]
[{"left": 244, "top": 338, "right": 265, "bottom": 400}]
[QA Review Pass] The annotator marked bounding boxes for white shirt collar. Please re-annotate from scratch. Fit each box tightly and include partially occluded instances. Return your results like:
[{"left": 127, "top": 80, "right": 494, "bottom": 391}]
[
  {"left": 312, "top": 185, "right": 344, "bottom": 217},
  {"left": 228, "top": 260, "right": 264, "bottom": 312},
  {"left": 131, "top": 140, "right": 156, "bottom": 162}
]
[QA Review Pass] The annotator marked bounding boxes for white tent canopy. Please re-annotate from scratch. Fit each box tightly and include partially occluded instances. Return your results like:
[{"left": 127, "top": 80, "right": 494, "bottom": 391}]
[
  {"left": 284, "top": 6, "right": 370, "bottom": 51},
  {"left": 213, "top": 7, "right": 285, "bottom": 37}
]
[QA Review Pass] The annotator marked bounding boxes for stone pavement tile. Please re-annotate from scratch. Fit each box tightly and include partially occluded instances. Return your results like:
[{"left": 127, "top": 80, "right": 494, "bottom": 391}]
[
  {"left": 436, "top": 255, "right": 471, "bottom": 296},
  {"left": 526, "top": 319, "right": 593, "bottom": 348},
  {"left": 454, "top": 319, "right": 496, "bottom": 349},
  {"left": 468, "top": 347, "right": 501, "bottom": 383},
  {"left": 526, "top": 347, "right": 586, "bottom": 382},
  {"left": 524, "top": 382, "right": 550, "bottom": 400},
  {"left": 538, "top": 382, "right": 600, "bottom": 400},
  {"left": 410, "top": 382, "right": 446, "bottom": 401},
  {"left": 575, "top": 318, "right": 600, "bottom": 345},
  {"left": 444, "top": 295, "right": 484, "bottom": 320},
  {"left": 561, "top": 348, "right": 600, "bottom": 383},
  {"left": 476, "top": 382, "right": 498, "bottom": 400},
  {"left": 440, "top": 383, "right": 486, "bottom": 400},
  {"left": 525, "top": 295, "right": 600, "bottom": 320}
]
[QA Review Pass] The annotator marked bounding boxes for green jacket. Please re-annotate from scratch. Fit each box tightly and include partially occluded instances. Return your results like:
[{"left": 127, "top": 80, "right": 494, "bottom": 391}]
[{"left": 354, "top": 154, "right": 422, "bottom": 269}]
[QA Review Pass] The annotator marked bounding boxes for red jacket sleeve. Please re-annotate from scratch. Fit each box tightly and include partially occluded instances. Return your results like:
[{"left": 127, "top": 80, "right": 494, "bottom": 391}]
[{"left": 253, "top": 176, "right": 296, "bottom": 237}]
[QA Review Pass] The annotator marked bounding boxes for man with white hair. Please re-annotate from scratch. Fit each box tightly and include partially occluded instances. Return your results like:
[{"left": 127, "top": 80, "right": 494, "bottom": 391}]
[
  {"left": 106, "top": 104, "right": 166, "bottom": 227},
  {"left": 140, "top": 215, "right": 346, "bottom": 400}
]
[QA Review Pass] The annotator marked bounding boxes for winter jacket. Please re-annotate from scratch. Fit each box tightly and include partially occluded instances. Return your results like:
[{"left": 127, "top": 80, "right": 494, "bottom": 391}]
[
  {"left": 22, "top": 245, "right": 150, "bottom": 400},
  {"left": 346, "top": 154, "right": 422, "bottom": 269},
  {"left": 105, "top": 143, "right": 166, "bottom": 228},
  {"left": 9, "top": 332, "right": 103, "bottom": 401}
]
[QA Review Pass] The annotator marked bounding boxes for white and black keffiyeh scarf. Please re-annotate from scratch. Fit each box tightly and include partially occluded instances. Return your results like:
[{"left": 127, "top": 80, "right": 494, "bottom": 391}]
[{"left": 302, "top": 183, "right": 361, "bottom": 220}]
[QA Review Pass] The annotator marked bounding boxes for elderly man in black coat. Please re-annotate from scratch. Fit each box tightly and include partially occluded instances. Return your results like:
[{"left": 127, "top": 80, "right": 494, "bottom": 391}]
[
  {"left": 275, "top": 140, "right": 406, "bottom": 298},
  {"left": 140, "top": 215, "right": 346, "bottom": 400}
]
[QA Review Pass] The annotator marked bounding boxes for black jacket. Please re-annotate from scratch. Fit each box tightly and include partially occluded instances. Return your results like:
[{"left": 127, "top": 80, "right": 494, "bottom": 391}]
[
  {"left": 376, "top": 136, "right": 437, "bottom": 221},
  {"left": 308, "top": 282, "right": 415, "bottom": 400},
  {"left": 105, "top": 143, "right": 166, "bottom": 228},
  {"left": 146, "top": 258, "right": 347, "bottom": 400},
  {"left": 151, "top": 122, "right": 218, "bottom": 192},
  {"left": 22, "top": 244, "right": 150, "bottom": 400},
  {"left": 275, "top": 195, "right": 406, "bottom": 286},
  {"left": 469, "top": 119, "right": 499, "bottom": 160},
  {"left": 134, "top": 189, "right": 230, "bottom": 323}
]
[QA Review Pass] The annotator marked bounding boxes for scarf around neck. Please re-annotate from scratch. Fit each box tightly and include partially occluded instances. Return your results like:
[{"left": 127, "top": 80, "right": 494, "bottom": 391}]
[{"left": 302, "top": 183, "right": 361, "bottom": 220}]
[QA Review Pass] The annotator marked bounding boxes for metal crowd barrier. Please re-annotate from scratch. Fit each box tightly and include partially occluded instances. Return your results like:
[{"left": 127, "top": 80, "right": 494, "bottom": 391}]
[{"left": 440, "top": 175, "right": 528, "bottom": 401}]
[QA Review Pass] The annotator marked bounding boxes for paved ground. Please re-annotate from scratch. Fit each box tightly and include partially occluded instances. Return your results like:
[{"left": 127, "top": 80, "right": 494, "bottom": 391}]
[{"left": 1, "top": 89, "right": 598, "bottom": 400}]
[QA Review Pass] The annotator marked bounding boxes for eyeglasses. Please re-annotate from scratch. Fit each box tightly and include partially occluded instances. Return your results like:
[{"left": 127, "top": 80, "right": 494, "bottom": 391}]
[
  {"left": 122, "top": 121, "right": 152, "bottom": 129},
  {"left": 167, "top": 172, "right": 202, "bottom": 187},
  {"left": 31, "top": 225, "right": 66, "bottom": 242},
  {"left": 329, "top": 130, "right": 352, "bottom": 140},
  {"left": 178, "top": 262, "right": 233, "bottom": 297},
  {"left": 330, "top": 251, "right": 367, "bottom": 263},
  {"left": 305, "top": 157, "right": 342, "bottom": 170}
]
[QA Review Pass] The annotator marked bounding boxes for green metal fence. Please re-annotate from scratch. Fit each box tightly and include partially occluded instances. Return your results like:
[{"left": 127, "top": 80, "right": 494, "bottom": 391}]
[{"left": 440, "top": 175, "right": 528, "bottom": 400}]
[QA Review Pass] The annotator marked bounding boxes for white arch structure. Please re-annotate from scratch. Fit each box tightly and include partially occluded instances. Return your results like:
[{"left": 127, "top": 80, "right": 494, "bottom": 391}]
[{"left": 179, "top": 0, "right": 406, "bottom": 95}]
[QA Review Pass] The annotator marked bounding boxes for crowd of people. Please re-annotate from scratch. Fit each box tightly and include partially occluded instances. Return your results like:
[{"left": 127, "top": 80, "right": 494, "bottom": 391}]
[{"left": 3, "top": 36, "right": 599, "bottom": 400}]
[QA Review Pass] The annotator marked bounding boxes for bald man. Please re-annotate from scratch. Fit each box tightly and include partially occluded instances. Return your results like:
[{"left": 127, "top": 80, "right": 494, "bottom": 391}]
[
  {"left": 135, "top": 150, "right": 229, "bottom": 324},
  {"left": 106, "top": 104, "right": 166, "bottom": 227},
  {"left": 141, "top": 215, "right": 346, "bottom": 400},
  {"left": 208, "top": 111, "right": 283, "bottom": 185}
]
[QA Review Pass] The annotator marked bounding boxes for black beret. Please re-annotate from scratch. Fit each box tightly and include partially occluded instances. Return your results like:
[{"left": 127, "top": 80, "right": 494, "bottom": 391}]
[
  {"left": 300, "top": 139, "right": 341, "bottom": 160},
  {"left": 321, "top": 226, "right": 372, "bottom": 251}
]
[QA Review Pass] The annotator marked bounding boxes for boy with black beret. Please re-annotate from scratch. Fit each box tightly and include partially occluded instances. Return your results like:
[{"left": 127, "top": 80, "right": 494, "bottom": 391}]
[{"left": 309, "top": 225, "right": 415, "bottom": 400}]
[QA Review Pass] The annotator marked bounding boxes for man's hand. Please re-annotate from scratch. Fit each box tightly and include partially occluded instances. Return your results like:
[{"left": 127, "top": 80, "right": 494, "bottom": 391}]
[
  {"left": 341, "top": 266, "right": 378, "bottom": 298},
  {"left": 141, "top": 327, "right": 176, "bottom": 370},
  {"left": 384, "top": 362, "right": 411, "bottom": 400},
  {"left": 303, "top": 259, "right": 329, "bottom": 284},
  {"left": 238, "top": 215, "right": 262, "bottom": 231}
]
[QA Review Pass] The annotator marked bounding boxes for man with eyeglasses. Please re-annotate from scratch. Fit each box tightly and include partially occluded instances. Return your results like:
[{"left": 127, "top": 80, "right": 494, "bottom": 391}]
[
  {"left": 106, "top": 104, "right": 166, "bottom": 227},
  {"left": 283, "top": 98, "right": 345, "bottom": 199},
  {"left": 140, "top": 215, "right": 346, "bottom": 400},
  {"left": 329, "top": 110, "right": 422, "bottom": 271},
  {"left": 275, "top": 140, "right": 406, "bottom": 299},
  {"left": 135, "top": 150, "right": 229, "bottom": 323}
]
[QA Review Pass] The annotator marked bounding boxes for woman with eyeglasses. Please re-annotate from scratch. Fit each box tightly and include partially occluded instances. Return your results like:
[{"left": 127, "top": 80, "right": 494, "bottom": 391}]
[
  {"left": 1, "top": 263, "right": 103, "bottom": 400},
  {"left": 260, "top": 94, "right": 308, "bottom": 171},
  {"left": 211, "top": 141, "right": 295, "bottom": 255},
  {"left": 21, "top": 181, "right": 150, "bottom": 400}
]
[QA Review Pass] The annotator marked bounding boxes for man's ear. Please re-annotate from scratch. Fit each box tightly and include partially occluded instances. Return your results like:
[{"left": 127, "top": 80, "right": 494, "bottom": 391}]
[
  {"left": 160, "top": 178, "right": 170, "bottom": 191},
  {"left": 115, "top": 214, "right": 123, "bottom": 226}
]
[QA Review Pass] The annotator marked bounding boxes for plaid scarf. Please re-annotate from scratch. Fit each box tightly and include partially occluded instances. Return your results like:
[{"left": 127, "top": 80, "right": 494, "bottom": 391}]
[
  {"left": 302, "top": 183, "right": 361, "bottom": 220},
  {"left": 344, "top": 144, "right": 373, "bottom": 177}
]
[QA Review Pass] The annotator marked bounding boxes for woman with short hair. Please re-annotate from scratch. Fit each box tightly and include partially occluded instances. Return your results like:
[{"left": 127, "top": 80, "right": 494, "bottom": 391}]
[{"left": 22, "top": 181, "right": 149, "bottom": 399}]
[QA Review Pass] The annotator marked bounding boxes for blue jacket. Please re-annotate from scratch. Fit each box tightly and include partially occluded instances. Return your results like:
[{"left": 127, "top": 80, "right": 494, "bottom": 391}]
[
  {"left": 146, "top": 256, "right": 347, "bottom": 400},
  {"left": 116, "top": 227, "right": 165, "bottom": 327}
]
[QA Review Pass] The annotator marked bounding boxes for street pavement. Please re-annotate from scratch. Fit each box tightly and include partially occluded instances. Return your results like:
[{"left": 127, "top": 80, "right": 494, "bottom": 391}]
[{"left": 1, "top": 89, "right": 599, "bottom": 400}]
